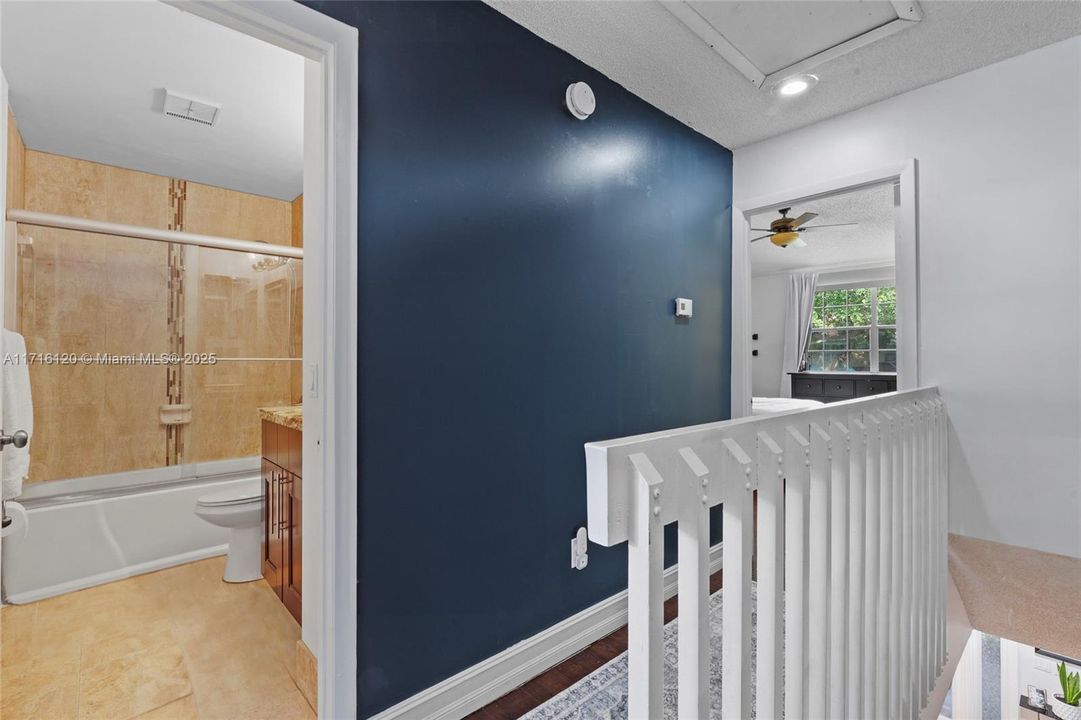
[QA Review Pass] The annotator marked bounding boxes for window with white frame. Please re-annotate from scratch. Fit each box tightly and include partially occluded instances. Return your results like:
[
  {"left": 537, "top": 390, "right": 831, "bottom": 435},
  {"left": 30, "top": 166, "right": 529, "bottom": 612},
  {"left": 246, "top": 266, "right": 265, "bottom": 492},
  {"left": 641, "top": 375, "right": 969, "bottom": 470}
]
[{"left": 804, "top": 286, "right": 897, "bottom": 373}]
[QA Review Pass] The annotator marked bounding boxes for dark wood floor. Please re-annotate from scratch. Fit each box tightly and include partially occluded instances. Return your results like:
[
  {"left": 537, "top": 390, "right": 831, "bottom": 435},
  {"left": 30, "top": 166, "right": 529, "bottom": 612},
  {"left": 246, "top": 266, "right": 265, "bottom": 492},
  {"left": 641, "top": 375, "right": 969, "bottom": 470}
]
[{"left": 466, "top": 569, "right": 724, "bottom": 720}]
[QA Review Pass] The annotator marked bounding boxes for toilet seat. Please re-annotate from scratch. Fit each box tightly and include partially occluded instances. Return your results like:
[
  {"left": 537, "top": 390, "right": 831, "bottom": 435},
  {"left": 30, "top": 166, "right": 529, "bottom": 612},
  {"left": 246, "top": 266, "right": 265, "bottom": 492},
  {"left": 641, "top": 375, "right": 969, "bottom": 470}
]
[{"left": 197, "top": 480, "right": 262, "bottom": 508}]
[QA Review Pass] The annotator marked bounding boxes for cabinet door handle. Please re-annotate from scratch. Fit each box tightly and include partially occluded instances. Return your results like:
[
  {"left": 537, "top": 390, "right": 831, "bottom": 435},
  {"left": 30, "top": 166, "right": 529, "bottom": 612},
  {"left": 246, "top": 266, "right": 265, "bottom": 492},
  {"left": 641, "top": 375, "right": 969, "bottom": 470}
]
[
  {"left": 281, "top": 471, "right": 289, "bottom": 531},
  {"left": 279, "top": 475, "right": 293, "bottom": 531}
]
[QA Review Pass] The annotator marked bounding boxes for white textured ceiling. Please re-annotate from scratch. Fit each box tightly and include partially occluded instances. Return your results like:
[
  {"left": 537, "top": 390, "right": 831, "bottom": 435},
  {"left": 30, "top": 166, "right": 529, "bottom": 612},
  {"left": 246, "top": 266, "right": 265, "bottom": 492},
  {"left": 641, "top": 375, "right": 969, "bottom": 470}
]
[
  {"left": 749, "top": 182, "right": 894, "bottom": 275},
  {"left": 687, "top": 1, "right": 900, "bottom": 76},
  {"left": 1, "top": 0, "right": 304, "bottom": 201},
  {"left": 488, "top": 1, "right": 1081, "bottom": 149}
]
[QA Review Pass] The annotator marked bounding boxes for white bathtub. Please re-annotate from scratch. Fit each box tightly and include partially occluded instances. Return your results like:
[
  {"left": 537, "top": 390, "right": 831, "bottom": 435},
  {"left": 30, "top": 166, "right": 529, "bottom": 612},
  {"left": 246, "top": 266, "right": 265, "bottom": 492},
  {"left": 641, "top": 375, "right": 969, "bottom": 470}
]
[{"left": 2, "top": 459, "right": 261, "bottom": 604}]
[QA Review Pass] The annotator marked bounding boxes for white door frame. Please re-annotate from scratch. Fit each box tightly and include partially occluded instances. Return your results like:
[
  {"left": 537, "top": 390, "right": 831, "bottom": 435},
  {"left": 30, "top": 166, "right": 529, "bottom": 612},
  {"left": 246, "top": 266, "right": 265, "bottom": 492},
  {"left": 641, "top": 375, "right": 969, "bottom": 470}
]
[
  {"left": 731, "top": 159, "right": 919, "bottom": 417},
  {"left": 163, "top": 2, "right": 359, "bottom": 717},
  {"left": 0, "top": 66, "right": 8, "bottom": 588}
]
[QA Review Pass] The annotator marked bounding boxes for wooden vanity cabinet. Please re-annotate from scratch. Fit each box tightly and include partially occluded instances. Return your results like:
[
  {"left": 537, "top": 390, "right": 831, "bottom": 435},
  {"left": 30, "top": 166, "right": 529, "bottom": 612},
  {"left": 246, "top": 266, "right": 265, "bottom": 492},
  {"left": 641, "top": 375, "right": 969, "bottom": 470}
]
[{"left": 262, "top": 419, "right": 302, "bottom": 624}]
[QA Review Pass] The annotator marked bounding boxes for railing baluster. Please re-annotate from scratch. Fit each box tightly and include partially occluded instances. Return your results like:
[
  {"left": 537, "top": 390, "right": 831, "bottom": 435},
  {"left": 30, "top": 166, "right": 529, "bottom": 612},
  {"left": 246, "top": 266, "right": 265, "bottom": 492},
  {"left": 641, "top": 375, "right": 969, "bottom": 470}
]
[
  {"left": 900, "top": 405, "right": 914, "bottom": 719},
  {"left": 936, "top": 398, "right": 948, "bottom": 670},
  {"left": 888, "top": 408, "right": 903, "bottom": 719},
  {"left": 912, "top": 404, "right": 924, "bottom": 711},
  {"left": 829, "top": 420, "right": 850, "bottom": 720},
  {"left": 627, "top": 452, "right": 665, "bottom": 720},
  {"left": 721, "top": 437, "right": 754, "bottom": 720},
  {"left": 929, "top": 400, "right": 939, "bottom": 673},
  {"left": 677, "top": 447, "right": 711, "bottom": 720},
  {"left": 864, "top": 412, "right": 882, "bottom": 717},
  {"left": 910, "top": 404, "right": 922, "bottom": 718},
  {"left": 847, "top": 416, "right": 867, "bottom": 719},
  {"left": 756, "top": 430, "right": 785, "bottom": 720},
  {"left": 918, "top": 401, "right": 931, "bottom": 703},
  {"left": 784, "top": 425, "right": 811, "bottom": 720},
  {"left": 807, "top": 422, "right": 831, "bottom": 720}
]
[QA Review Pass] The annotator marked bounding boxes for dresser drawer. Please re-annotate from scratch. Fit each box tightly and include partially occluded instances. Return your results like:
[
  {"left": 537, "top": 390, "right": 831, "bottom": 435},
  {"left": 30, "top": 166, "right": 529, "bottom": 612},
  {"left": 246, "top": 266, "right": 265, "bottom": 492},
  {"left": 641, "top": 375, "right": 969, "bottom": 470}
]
[
  {"left": 823, "top": 379, "right": 855, "bottom": 398},
  {"left": 793, "top": 377, "right": 823, "bottom": 397},
  {"left": 856, "top": 379, "right": 891, "bottom": 396}
]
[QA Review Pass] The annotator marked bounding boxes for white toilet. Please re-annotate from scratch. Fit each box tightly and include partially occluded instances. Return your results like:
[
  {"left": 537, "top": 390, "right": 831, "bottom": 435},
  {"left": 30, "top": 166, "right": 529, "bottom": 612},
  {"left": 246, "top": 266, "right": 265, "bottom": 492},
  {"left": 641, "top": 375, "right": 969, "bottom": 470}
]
[{"left": 194, "top": 479, "right": 263, "bottom": 583}]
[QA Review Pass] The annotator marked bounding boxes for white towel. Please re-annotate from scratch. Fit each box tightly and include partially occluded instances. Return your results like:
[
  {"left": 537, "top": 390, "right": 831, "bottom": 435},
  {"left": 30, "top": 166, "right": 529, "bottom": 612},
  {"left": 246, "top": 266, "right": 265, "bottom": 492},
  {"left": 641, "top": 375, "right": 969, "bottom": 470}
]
[{"left": 2, "top": 330, "right": 33, "bottom": 500}]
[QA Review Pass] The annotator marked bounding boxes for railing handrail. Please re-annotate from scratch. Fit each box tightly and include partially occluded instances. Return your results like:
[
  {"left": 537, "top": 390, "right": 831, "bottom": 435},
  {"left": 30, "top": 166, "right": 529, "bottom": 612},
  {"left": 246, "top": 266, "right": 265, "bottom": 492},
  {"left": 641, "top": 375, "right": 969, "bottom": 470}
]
[{"left": 585, "top": 386, "right": 939, "bottom": 547}]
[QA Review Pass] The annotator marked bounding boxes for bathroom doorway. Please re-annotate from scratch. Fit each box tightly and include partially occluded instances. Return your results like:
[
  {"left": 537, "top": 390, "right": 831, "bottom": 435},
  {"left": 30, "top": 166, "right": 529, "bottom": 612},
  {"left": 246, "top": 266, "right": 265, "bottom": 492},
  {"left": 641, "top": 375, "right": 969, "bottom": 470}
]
[{"left": 0, "top": 3, "right": 358, "bottom": 718}]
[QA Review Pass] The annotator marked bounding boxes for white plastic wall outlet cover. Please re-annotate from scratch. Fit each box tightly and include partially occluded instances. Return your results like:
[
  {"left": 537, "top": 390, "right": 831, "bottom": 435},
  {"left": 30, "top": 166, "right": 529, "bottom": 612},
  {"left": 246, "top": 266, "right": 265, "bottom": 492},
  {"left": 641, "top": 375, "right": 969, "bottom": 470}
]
[
  {"left": 565, "top": 82, "right": 596, "bottom": 120},
  {"left": 675, "top": 297, "right": 693, "bottom": 317},
  {"left": 571, "top": 526, "right": 589, "bottom": 569}
]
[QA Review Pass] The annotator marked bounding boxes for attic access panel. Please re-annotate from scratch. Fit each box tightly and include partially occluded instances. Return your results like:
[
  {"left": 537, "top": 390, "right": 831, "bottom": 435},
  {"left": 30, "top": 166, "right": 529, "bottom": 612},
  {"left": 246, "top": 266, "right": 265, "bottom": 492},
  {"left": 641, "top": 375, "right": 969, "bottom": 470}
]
[{"left": 665, "top": 0, "right": 922, "bottom": 89}]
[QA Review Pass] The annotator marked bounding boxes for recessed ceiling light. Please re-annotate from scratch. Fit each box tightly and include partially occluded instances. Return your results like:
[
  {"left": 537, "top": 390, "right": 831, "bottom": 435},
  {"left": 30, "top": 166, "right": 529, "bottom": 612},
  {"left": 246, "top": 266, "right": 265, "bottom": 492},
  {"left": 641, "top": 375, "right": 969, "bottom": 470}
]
[{"left": 773, "top": 74, "right": 818, "bottom": 97}]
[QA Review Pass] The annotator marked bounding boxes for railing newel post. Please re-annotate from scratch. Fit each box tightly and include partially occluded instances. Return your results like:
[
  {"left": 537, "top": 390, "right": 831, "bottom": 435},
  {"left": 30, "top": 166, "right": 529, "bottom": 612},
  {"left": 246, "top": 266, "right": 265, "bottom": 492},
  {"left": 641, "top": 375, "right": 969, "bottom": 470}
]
[{"left": 627, "top": 452, "right": 665, "bottom": 720}]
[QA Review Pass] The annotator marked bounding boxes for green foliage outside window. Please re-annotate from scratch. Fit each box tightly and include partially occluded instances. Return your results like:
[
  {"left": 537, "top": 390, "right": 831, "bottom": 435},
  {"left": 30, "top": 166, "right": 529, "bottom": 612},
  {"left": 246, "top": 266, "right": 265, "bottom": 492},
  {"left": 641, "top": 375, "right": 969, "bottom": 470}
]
[{"left": 806, "top": 285, "right": 897, "bottom": 373}]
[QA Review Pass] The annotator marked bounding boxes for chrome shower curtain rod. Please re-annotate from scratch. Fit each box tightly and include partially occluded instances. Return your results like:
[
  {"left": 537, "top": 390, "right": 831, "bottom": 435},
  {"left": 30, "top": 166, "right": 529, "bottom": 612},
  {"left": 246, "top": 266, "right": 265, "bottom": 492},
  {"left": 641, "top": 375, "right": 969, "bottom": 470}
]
[{"left": 7, "top": 209, "right": 304, "bottom": 260}]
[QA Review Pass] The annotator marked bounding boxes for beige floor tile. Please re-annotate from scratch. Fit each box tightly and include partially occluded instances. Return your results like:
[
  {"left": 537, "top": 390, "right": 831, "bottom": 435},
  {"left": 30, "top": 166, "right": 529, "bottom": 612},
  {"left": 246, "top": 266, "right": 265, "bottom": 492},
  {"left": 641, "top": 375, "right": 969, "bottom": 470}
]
[
  {"left": 2, "top": 558, "right": 303, "bottom": 720},
  {"left": 85, "top": 616, "right": 180, "bottom": 670},
  {"left": 189, "top": 670, "right": 315, "bottom": 720},
  {"left": 0, "top": 603, "right": 37, "bottom": 667},
  {"left": 1, "top": 654, "right": 79, "bottom": 720},
  {"left": 77, "top": 644, "right": 192, "bottom": 720},
  {"left": 133, "top": 694, "right": 199, "bottom": 720}
]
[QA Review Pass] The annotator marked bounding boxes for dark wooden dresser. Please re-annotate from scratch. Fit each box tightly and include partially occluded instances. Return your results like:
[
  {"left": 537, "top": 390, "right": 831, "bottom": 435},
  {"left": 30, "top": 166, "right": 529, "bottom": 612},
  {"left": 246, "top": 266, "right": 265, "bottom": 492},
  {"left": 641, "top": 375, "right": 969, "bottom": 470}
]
[
  {"left": 790, "top": 371, "right": 897, "bottom": 403},
  {"left": 260, "top": 407, "right": 302, "bottom": 625}
]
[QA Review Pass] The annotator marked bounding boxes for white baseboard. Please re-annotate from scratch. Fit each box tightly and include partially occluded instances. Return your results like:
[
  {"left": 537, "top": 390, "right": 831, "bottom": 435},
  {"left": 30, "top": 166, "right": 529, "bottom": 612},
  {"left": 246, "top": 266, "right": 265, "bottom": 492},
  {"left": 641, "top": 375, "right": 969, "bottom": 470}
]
[
  {"left": 3, "top": 545, "right": 228, "bottom": 604},
  {"left": 368, "top": 543, "right": 723, "bottom": 720}
]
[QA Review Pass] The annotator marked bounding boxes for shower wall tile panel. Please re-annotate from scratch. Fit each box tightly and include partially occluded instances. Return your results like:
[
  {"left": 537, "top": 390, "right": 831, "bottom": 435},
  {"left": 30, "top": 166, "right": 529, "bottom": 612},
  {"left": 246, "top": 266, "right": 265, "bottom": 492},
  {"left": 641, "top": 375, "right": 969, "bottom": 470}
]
[{"left": 18, "top": 150, "right": 298, "bottom": 483}]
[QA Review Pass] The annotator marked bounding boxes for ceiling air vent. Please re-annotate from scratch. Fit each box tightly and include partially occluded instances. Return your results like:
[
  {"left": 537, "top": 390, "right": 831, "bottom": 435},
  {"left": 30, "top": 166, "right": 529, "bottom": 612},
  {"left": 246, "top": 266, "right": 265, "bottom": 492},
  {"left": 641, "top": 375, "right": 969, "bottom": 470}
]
[{"left": 162, "top": 90, "right": 221, "bottom": 127}]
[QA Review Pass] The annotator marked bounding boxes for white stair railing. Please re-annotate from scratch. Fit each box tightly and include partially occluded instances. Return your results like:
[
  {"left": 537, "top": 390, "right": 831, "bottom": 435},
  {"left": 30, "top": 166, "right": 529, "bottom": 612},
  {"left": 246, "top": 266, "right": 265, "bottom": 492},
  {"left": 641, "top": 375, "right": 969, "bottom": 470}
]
[{"left": 584, "top": 388, "right": 948, "bottom": 719}]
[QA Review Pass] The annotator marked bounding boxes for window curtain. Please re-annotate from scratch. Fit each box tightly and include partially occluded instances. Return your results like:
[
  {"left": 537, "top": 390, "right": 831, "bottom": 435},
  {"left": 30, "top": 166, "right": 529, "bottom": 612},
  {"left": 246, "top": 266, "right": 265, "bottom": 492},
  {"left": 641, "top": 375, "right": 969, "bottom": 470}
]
[{"left": 780, "top": 272, "right": 818, "bottom": 397}]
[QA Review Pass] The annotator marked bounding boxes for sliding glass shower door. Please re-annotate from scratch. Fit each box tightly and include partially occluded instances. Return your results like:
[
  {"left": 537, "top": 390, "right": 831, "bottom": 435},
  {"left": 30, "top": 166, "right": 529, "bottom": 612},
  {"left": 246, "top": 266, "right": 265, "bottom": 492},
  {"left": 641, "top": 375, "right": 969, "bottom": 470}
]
[{"left": 12, "top": 223, "right": 300, "bottom": 492}]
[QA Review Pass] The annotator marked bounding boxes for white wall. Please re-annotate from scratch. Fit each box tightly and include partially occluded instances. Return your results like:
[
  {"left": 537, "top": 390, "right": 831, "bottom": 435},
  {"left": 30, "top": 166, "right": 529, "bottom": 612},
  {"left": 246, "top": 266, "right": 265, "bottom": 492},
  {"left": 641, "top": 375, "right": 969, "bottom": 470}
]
[
  {"left": 1013, "top": 642, "right": 1081, "bottom": 712},
  {"left": 751, "top": 274, "right": 787, "bottom": 397},
  {"left": 735, "top": 37, "right": 1081, "bottom": 558}
]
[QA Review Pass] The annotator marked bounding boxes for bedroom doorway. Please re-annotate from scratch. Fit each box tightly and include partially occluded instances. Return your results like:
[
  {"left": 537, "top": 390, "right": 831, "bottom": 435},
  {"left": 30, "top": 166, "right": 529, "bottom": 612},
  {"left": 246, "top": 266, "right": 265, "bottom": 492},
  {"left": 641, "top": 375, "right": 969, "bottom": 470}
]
[
  {"left": 747, "top": 181, "right": 897, "bottom": 415},
  {"left": 731, "top": 161, "right": 919, "bottom": 418}
]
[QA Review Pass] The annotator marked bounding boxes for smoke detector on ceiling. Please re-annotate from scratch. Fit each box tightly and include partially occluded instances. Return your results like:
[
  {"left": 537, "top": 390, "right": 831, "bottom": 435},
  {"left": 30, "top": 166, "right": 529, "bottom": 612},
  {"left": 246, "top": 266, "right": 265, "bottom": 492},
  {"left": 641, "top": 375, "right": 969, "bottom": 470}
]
[{"left": 162, "top": 90, "right": 221, "bottom": 127}]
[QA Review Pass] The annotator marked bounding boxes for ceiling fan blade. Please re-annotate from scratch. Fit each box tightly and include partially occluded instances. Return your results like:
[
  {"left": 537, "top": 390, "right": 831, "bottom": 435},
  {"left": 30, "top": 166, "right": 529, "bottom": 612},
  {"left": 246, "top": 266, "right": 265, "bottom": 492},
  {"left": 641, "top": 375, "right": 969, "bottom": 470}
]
[
  {"left": 750, "top": 234, "right": 774, "bottom": 243},
  {"left": 798, "top": 222, "right": 859, "bottom": 231},
  {"left": 791, "top": 212, "right": 818, "bottom": 227},
  {"left": 749, "top": 228, "right": 774, "bottom": 232}
]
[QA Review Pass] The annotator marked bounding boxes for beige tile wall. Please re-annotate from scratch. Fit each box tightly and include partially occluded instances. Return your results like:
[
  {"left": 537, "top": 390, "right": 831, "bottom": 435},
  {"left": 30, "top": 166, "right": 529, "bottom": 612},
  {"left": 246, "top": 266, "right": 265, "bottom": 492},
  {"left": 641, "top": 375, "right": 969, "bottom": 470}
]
[
  {"left": 12, "top": 146, "right": 300, "bottom": 484},
  {"left": 7, "top": 108, "right": 25, "bottom": 210}
]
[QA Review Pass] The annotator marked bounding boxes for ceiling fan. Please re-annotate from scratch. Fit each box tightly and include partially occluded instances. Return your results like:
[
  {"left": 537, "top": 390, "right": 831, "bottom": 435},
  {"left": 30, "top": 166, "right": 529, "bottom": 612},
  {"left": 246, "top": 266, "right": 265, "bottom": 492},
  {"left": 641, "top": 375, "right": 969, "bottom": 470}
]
[{"left": 751, "top": 207, "right": 857, "bottom": 248}]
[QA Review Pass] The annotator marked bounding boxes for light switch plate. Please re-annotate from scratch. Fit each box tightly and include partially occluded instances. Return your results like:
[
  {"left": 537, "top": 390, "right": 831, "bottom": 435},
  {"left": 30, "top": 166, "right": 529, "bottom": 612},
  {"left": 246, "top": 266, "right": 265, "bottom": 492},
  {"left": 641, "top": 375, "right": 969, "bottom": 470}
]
[{"left": 675, "top": 297, "right": 693, "bottom": 318}]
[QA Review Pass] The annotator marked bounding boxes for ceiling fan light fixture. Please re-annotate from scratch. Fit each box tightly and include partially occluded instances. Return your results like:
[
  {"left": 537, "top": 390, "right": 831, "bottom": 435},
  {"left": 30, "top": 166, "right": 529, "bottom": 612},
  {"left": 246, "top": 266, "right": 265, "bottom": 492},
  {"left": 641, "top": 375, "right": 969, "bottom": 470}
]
[
  {"left": 771, "top": 231, "right": 802, "bottom": 247},
  {"left": 773, "top": 74, "right": 818, "bottom": 97}
]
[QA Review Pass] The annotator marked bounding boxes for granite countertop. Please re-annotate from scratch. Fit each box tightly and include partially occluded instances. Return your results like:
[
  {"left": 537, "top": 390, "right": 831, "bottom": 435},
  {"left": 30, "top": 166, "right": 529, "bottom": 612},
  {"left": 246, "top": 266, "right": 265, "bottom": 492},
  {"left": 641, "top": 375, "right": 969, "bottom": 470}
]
[{"left": 259, "top": 405, "right": 303, "bottom": 431}]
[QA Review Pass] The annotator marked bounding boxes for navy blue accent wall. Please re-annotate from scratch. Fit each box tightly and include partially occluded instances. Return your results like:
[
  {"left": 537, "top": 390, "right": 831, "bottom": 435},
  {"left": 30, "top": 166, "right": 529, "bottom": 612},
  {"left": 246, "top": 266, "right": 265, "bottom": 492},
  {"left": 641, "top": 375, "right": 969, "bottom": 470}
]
[{"left": 303, "top": 2, "right": 733, "bottom": 715}]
